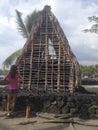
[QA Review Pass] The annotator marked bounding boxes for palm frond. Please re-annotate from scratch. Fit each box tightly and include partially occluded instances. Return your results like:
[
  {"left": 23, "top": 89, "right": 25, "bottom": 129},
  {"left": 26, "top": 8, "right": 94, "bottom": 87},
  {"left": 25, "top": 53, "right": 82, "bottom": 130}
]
[
  {"left": 2, "top": 49, "right": 22, "bottom": 70},
  {"left": 25, "top": 10, "right": 40, "bottom": 33},
  {"left": 2, "top": 9, "right": 40, "bottom": 70},
  {"left": 16, "top": 9, "right": 29, "bottom": 38}
]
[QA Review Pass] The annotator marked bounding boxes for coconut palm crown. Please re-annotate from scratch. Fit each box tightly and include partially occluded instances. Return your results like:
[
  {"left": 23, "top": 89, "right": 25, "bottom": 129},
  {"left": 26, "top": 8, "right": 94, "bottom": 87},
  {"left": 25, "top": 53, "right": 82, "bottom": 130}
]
[{"left": 2, "top": 9, "right": 40, "bottom": 70}]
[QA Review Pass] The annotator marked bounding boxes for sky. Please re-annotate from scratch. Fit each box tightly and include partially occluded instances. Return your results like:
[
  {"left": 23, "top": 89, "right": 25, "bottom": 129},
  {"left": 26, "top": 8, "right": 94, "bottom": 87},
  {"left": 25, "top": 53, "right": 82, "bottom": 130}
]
[{"left": 0, "top": 0, "right": 98, "bottom": 69}]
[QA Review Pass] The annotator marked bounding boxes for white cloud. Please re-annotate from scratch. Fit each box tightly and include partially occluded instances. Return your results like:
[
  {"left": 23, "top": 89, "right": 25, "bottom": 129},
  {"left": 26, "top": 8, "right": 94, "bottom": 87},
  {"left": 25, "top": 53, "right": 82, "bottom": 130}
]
[{"left": 0, "top": 0, "right": 98, "bottom": 69}]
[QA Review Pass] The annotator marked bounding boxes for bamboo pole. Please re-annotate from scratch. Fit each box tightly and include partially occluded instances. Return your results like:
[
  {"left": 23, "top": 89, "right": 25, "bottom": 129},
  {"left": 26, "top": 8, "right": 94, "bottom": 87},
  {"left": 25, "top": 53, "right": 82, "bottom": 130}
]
[
  {"left": 57, "top": 38, "right": 61, "bottom": 91},
  {"left": 45, "top": 11, "right": 48, "bottom": 91}
]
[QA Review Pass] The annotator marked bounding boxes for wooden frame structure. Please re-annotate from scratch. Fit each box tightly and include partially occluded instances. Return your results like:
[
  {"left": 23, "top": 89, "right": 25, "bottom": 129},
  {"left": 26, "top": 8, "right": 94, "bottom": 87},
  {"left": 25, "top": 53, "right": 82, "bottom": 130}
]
[{"left": 16, "top": 5, "right": 80, "bottom": 93}]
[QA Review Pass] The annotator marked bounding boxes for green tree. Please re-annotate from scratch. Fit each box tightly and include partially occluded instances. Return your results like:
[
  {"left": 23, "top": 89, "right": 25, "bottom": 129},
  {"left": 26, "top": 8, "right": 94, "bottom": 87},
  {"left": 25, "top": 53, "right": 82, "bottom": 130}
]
[
  {"left": 2, "top": 9, "right": 40, "bottom": 70},
  {"left": 80, "top": 64, "right": 98, "bottom": 77},
  {"left": 83, "top": 16, "right": 98, "bottom": 34}
]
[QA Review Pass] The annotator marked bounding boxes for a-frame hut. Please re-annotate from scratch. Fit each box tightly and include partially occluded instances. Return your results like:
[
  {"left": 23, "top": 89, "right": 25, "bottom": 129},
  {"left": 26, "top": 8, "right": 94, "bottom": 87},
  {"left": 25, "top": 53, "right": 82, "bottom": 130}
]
[{"left": 16, "top": 5, "right": 80, "bottom": 93}]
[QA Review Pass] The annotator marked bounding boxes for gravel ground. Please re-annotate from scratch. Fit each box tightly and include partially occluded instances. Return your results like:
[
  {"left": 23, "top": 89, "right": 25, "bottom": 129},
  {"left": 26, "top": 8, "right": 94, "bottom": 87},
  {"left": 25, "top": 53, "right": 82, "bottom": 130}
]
[{"left": 0, "top": 111, "right": 98, "bottom": 130}]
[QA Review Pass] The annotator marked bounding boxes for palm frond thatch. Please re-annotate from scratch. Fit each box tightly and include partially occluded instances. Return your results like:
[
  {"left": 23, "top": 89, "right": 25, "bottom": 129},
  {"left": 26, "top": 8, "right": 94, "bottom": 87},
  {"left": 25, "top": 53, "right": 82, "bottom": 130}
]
[{"left": 25, "top": 10, "right": 40, "bottom": 33}]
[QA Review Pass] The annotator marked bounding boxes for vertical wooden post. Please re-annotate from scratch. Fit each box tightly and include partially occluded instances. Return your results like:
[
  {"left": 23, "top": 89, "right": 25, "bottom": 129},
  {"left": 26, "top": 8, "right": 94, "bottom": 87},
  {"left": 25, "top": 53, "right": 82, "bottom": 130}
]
[
  {"left": 37, "top": 22, "right": 42, "bottom": 89},
  {"left": 28, "top": 41, "right": 33, "bottom": 88},
  {"left": 22, "top": 58, "right": 25, "bottom": 88},
  {"left": 57, "top": 40, "right": 61, "bottom": 91},
  {"left": 45, "top": 11, "right": 48, "bottom": 91},
  {"left": 69, "top": 64, "right": 74, "bottom": 93}
]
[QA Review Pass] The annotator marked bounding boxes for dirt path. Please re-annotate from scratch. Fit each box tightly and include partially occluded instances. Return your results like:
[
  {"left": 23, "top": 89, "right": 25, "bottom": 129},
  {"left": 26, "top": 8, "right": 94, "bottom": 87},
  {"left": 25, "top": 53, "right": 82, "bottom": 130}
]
[{"left": 0, "top": 111, "right": 98, "bottom": 130}]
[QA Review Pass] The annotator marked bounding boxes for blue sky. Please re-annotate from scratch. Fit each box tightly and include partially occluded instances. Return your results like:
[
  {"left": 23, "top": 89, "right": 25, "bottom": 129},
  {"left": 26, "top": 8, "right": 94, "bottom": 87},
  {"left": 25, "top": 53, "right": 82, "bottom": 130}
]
[{"left": 0, "top": 0, "right": 98, "bottom": 69}]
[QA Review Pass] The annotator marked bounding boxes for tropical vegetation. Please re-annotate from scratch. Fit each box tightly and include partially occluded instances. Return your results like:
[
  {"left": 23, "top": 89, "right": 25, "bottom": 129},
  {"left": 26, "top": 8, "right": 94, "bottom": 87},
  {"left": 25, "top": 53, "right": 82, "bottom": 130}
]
[
  {"left": 83, "top": 16, "right": 98, "bottom": 34},
  {"left": 80, "top": 64, "right": 98, "bottom": 78},
  {"left": 2, "top": 9, "right": 40, "bottom": 70}
]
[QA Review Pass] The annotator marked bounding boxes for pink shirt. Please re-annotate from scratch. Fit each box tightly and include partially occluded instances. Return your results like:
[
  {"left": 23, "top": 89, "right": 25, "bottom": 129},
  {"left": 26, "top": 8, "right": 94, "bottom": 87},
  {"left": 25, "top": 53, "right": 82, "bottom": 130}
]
[{"left": 7, "top": 74, "right": 19, "bottom": 90}]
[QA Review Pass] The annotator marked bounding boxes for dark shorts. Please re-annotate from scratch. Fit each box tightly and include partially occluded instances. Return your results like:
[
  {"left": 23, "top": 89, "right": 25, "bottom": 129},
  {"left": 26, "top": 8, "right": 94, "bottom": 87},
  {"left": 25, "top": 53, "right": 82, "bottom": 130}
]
[{"left": 7, "top": 89, "right": 18, "bottom": 94}]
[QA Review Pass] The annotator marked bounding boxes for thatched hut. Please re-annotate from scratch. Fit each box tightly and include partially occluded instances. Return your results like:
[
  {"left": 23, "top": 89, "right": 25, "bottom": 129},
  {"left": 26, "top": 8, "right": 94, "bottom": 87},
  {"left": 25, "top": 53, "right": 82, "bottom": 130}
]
[{"left": 16, "top": 5, "right": 80, "bottom": 94}]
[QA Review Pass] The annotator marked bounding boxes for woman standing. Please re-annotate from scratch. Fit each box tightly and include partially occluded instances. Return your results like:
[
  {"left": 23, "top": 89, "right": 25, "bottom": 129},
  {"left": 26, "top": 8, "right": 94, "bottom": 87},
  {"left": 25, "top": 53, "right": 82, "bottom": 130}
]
[{"left": 4, "top": 65, "right": 23, "bottom": 116}]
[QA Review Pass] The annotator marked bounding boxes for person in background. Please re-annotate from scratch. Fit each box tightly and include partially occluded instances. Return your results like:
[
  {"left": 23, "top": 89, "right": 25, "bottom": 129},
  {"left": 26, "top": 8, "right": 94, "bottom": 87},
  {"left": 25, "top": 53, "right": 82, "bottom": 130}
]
[{"left": 4, "top": 65, "right": 23, "bottom": 116}]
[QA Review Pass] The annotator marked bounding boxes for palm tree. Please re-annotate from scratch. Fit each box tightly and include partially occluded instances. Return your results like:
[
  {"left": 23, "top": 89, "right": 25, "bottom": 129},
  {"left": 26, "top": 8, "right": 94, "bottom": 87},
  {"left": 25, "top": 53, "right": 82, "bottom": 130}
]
[
  {"left": 2, "top": 9, "right": 40, "bottom": 70},
  {"left": 3, "top": 49, "right": 22, "bottom": 70}
]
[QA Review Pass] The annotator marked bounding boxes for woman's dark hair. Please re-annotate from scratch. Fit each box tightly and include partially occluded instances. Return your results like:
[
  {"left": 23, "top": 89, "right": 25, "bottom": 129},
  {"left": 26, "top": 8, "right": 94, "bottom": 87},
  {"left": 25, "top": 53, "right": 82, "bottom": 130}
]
[{"left": 9, "top": 65, "right": 17, "bottom": 78}]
